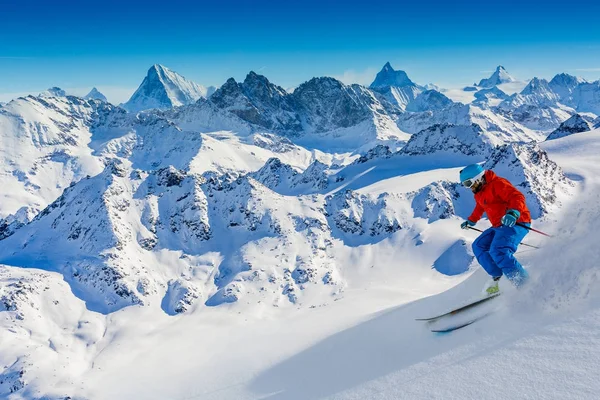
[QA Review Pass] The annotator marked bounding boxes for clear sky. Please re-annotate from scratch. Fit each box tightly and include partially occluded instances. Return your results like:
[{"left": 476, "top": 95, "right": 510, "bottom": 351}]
[{"left": 1, "top": 0, "right": 600, "bottom": 103}]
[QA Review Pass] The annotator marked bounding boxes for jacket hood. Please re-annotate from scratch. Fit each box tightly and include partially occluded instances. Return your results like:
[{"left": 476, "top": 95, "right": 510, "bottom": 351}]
[{"left": 484, "top": 169, "right": 498, "bottom": 183}]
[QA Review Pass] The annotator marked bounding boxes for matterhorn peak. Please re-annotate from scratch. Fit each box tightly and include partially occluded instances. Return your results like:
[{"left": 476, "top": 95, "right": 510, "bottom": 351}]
[
  {"left": 84, "top": 87, "right": 108, "bottom": 102},
  {"left": 123, "top": 64, "right": 211, "bottom": 112},
  {"left": 477, "top": 65, "right": 516, "bottom": 88},
  {"left": 370, "top": 62, "right": 416, "bottom": 89}
]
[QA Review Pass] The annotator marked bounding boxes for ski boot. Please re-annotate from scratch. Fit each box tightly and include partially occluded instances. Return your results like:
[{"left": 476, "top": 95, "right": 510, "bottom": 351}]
[{"left": 482, "top": 276, "right": 501, "bottom": 296}]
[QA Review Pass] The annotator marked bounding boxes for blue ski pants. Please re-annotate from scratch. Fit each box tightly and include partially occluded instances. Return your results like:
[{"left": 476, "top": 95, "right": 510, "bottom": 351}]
[{"left": 472, "top": 224, "right": 530, "bottom": 286}]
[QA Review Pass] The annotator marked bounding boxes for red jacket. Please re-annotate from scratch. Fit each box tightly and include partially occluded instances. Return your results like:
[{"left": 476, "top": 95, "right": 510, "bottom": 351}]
[{"left": 468, "top": 170, "right": 531, "bottom": 227}]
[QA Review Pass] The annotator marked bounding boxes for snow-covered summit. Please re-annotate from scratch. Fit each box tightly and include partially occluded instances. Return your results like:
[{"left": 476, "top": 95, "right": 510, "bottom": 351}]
[
  {"left": 123, "top": 64, "right": 213, "bottom": 112},
  {"left": 549, "top": 73, "right": 586, "bottom": 102},
  {"left": 369, "top": 62, "right": 422, "bottom": 110},
  {"left": 370, "top": 62, "right": 416, "bottom": 89},
  {"left": 477, "top": 66, "right": 516, "bottom": 88},
  {"left": 84, "top": 87, "right": 108, "bottom": 102}
]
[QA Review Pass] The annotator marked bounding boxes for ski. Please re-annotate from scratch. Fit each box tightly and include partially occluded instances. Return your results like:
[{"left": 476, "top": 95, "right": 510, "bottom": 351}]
[
  {"left": 430, "top": 312, "right": 493, "bottom": 333},
  {"left": 415, "top": 292, "right": 501, "bottom": 322}
]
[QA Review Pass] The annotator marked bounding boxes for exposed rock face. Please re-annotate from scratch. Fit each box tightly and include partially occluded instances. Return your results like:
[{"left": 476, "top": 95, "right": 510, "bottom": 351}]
[
  {"left": 210, "top": 72, "right": 302, "bottom": 132},
  {"left": 208, "top": 73, "right": 403, "bottom": 149}
]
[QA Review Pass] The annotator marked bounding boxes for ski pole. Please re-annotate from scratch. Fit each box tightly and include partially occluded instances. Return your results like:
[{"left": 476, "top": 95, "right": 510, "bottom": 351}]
[
  {"left": 467, "top": 226, "right": 540, "bottom": 249},
  {"left": 516, "top": 223, "right": 553, "bottom": 238}
]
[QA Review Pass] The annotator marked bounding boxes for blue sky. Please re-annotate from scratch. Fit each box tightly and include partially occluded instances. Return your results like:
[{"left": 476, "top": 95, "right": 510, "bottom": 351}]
[{"left": 1, "top": 0, "right": 600, "bottom": 103}]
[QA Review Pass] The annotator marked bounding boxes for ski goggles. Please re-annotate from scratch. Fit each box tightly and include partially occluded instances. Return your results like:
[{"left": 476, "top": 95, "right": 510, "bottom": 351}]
[
  {"left": 462, "top": 178, "right": 476, "bottom": 188},
  {"left": 461, "top": 171, "right": 485, "bottom": 188}
]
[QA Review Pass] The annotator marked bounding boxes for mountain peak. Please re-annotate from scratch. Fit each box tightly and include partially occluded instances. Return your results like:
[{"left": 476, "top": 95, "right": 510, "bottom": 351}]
[
  {"left": 478, "top": 66, "right": 516, "bottom": 88},
  {"left": 123, "top": 64, "right": 210, "bottom": 112},
  {"left": 521, "top": 77, "right": 552, "bottom": 95},
  {"left": 370, "top": 62, "right": 415, "bottom": 90},
  {"left": 84, "top": 87, "right": 107, "bottom": 102}
]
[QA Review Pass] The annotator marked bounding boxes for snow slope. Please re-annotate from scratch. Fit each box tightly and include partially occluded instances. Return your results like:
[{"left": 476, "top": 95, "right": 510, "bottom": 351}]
[{"left": 76, "top": 130, "right": 597, "bottom": 400}]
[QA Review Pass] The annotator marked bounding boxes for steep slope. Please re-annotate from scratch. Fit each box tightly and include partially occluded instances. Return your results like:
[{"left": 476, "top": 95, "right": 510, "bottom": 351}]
[{"left": 123, "top": 64, "right": 213, "bottom": 112}]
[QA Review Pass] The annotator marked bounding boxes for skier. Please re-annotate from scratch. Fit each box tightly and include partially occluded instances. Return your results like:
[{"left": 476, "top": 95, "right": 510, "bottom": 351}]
[{"left": 459, "top": 164, "right": 531, "bottom": 295}]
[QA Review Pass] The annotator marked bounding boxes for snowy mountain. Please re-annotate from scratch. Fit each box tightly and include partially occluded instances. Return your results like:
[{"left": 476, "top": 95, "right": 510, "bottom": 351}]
[
  {"left": 397, "top": 102, "right": 541, "bottom": 143},
  {"left": 0, "top": 95, "right": 105, "bottom": 218},
  {"left": 2, "top": 63, "right": 599, "bottom": 399},
  {"left": 501, "top": 77, "right": 561, "bottom": 108},
  {"left": 546, "top": 113, "right": 593, "bottom": 140},
  {"left": 548, "top": 73, "right": 586, "bottom": 104},
  {"left": 572, "top": 80, "right": 600, "bottom": 115},
  {"left": 123, "top": 64, "right": 214, "bottom": 112},
  {"left": 477, "top": 65, "right": 516, "bottom": 88},
  {"left": 84, "top": 87, "right": 108, "bottom": 102},
  {"left": 496, "top": 78, "right": 574, "bottom": 131},
  {"left": 369, "top": 62, "right": 422, "bottom": 110},
  {"left": 205, "top": 73, "right": 406, "bottom": 150},
  {"left": 209, "top": 72, "right": 302, "bottom": 133}
]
